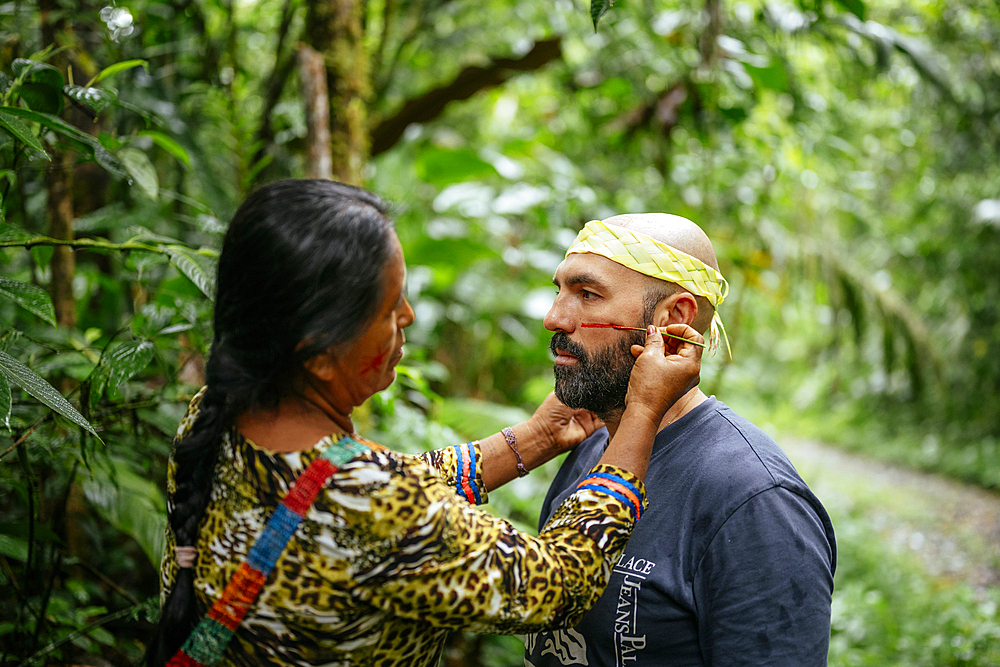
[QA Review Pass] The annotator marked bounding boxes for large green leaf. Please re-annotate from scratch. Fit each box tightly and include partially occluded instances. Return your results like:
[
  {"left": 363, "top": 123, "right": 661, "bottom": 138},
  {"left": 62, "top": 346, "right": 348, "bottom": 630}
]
[
  {"left": 591, "top": 0, "right": 616, "bottom": 30},
  {"left": 0, "top": 350, "right": 99, "bottom": 439},
  {"left": 164, "top": 245, "right": 216, "bottom": 299},
  {"left": 138, "top": 131, "right": 191, "bottom": 167},
  {"left": 19, "top": 82, "right": 64, "bottom": 115},
  {"left": 11, "top": 59, "right": 65, "bottom": 114},
  {"left": 0, "top": 108, "right": 48, "bottom": 157},
  {"left": 30, "top": 245, "right": 53, "bottom": 271},
  {"left": 0, "top": 222, "right": 34, "bottom": 243},
  {"left": 104, "top": 340, "right": 155, "bottom": 391},
  {"left": 93, "top": 144, "right": 131, "bottom": 180},
  {"left": 0, "top": 372, "right": 11, "bottom": 430},
  {"left": 0, "top": 522, "right": 62, "bottom": 562},
  {"left": 11, "top": 59, "right": 63, "bottom": 88},
  {"left": 0, "top": 277, "right": 56, "bottom": 324},
  {"left": 415, "top": 148, "right": 497, "bottom": 186},
  {"left": 90, "top": 59, "right": 149, "bottom": 86},
  {"left": 117, "top": 147, "right": 158, "bottom": 199},
  {"left": 0, "top": 533, "right": 29, "bottom": 562},
  {"left": 82, "top": 458, "right": 166, "bottom": 566},
  {"left": 834, "top": 0, "right": 866, "bottom": 21},
  {"left": 64, "top": 85, "right": 117, "bottom": 115},
  {"left": 0, "top": 106, "right": 129, "bottom": 179}
]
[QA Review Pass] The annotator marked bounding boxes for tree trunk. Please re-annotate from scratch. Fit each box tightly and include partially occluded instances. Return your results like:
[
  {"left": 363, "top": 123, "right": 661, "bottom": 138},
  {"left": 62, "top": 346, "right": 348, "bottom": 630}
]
[
  {"left": 45, "top": 153, "right": 76, "bottom": 327},
  {"left": 299, "top": 44, "right": 333, "bottom": 180},
  {"left": 305, "top": 0, "right": 369, "bottom": 186},
  {"left": 700, "top": 0, "right": 722, "bottom": 67},
  {"left": 40, "top": 0, "right": 76, "bottom": 327}
]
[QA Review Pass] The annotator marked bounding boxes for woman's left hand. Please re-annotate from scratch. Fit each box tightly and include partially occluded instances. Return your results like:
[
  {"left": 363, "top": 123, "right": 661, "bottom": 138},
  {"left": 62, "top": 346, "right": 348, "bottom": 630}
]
[{"left": 528, "top": 392, "right": 604, "bottom": 456}]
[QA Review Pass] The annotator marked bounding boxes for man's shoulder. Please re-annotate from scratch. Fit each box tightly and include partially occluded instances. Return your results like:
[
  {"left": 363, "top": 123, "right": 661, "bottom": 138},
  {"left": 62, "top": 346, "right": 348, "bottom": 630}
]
[
  {"left": 679, "top": 398, "right": 777, "bottom": 449},
  {"left": 650, "top": 399, "right": 816, "bottom": 505}
]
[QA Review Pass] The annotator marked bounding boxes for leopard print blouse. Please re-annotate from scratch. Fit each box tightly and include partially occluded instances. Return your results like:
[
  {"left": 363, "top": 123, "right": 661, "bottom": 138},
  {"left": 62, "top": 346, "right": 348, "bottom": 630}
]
[{"left": 160, "top": 391, "right": 646, "bottom": 666}]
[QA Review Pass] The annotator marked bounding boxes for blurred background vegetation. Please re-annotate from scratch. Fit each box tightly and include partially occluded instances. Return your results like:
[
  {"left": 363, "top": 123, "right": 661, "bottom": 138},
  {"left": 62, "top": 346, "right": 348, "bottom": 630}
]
[{"left": 1, "top": 0, "right": 998, "bottom": 664}]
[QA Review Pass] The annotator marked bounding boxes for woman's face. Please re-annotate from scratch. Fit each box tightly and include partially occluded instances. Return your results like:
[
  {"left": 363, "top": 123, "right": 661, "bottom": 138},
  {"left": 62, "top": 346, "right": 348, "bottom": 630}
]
[{"left": 338, "top": 233, "right": 415, "bottom": 397}]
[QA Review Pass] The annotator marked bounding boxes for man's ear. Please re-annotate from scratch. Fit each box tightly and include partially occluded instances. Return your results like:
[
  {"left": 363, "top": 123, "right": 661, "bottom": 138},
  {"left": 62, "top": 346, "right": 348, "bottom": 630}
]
[{"left": 654, "top": 291, "right": 698, "bottom": 327}]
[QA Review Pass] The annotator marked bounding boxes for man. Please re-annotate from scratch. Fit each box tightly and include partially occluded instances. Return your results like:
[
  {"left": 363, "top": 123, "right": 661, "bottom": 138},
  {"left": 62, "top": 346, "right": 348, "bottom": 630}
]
[{"left": 524, "top": 214, "right": 836, "bottom": 666}]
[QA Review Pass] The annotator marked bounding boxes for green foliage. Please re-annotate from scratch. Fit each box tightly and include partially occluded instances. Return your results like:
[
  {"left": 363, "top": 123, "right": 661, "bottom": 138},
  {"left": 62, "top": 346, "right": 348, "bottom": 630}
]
[
  {"left": 82, "top": 455, "right": 168, "bottom": 567},
  {"left": 828, "top": 508, "right": 1000, "bottom": 666},
  {"left": 0, "top": 0, "right": 998, "bottom": 664},
  {"left": 0, "top": 349, "right": 98, "bottom": 437},
  {"left": 591, "top": 0, "right": 617, "bottom": 31},
  {"left": 0, "top": 277, "right": 55, "bottom": 324}
]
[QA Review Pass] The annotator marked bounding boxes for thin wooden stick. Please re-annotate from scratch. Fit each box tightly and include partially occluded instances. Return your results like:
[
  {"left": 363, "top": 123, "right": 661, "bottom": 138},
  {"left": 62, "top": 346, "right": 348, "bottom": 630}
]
[{"left": 581, "top": 322, "right": 707, "bottom": 348}]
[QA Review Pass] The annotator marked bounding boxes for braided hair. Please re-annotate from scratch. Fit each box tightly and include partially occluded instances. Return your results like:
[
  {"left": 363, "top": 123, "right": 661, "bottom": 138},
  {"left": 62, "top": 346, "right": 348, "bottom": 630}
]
[{"left": 146, "top": 179, "right": 396, "bottom": 666}]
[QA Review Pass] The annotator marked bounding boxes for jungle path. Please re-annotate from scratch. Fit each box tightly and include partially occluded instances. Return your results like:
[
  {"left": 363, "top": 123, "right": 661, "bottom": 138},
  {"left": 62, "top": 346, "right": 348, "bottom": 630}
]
[{"left": 780, "top": 438, "right": 1000, "bottom": 594}]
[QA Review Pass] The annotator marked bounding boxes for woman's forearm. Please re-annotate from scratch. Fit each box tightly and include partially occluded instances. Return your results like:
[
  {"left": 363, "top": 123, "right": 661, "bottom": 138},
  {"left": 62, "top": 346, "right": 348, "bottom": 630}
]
[{"left": 479, "top": 419, "right": 561, "bottom": 491}]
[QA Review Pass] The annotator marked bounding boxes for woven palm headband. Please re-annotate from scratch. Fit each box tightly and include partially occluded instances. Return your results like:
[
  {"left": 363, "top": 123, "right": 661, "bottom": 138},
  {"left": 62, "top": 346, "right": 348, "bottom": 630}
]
[{"left": 565, "top": 219, "right": 731, "bottom": 356}]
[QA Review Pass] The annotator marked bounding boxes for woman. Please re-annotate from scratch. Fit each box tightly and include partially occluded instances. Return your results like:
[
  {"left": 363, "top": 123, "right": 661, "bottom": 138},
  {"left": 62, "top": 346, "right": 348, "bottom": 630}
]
[{"left": 148, "top": 179, "right": 703, "bottom": 667}]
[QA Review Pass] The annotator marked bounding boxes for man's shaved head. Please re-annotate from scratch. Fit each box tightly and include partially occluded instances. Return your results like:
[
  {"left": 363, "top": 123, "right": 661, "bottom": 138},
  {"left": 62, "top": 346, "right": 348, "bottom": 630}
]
[
  {"left": 600, "top": 213, "right": 720, "bottom": 334},
  {"left": 600, "top": 213, "right": 719, "bottom": 271}
]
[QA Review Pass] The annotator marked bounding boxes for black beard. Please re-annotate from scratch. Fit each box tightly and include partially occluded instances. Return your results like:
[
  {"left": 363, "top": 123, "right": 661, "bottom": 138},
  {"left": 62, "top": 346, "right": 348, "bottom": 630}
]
[{"left": 550, "top": 328, "right": 645, "bottom": 421}]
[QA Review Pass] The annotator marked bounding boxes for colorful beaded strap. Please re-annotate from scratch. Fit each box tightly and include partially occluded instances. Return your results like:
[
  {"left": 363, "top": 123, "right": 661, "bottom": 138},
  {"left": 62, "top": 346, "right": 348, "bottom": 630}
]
[{"left": 167, "top": 435, "right": 372, "bottom": 667}]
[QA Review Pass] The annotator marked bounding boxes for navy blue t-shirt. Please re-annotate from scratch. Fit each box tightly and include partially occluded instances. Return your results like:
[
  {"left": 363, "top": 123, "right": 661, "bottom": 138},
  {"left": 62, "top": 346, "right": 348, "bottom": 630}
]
[{"left": 525, "top": 398, "right": 836, "bottom": 667}]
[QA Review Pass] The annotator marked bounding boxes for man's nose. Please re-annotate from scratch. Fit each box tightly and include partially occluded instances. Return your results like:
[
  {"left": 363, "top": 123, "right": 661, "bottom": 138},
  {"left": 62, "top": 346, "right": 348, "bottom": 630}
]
[{"left": 544, "top": 296, "right": 575, "bottom": 333}]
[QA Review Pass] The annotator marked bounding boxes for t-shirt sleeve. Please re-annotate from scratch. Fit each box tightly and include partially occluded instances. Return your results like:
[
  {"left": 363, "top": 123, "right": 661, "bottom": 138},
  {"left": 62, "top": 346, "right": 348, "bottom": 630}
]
[
  {"left": 416, "top": 441, "right": 489, "bottom": 505},
  {"left": 693, "top": 486, "right": 835, "bottom": 666},
  {"left": 338, "top": 455, "right": 647, "bottom": 635}
]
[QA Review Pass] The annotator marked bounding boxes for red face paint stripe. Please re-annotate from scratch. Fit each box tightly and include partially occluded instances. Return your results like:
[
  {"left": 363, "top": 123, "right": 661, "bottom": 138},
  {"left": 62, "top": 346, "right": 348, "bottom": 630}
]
[{"left": 360, "top": 349, "right": 390, "bottom": 375}]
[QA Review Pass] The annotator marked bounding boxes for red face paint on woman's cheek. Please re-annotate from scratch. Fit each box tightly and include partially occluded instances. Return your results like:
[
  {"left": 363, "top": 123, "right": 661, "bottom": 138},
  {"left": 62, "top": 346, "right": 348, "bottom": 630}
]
[{"left": 360, "top": 348, "right": 390, "bottom": 375}]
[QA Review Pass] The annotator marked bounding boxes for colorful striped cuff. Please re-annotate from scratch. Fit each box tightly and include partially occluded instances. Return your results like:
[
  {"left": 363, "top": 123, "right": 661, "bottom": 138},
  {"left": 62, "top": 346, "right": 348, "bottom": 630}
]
[
  {"left": 452, "top": 441, "right": 483, "bottom": 505},
  {"left": 575, "top": 470, "right": 644, "bottom": 520}
]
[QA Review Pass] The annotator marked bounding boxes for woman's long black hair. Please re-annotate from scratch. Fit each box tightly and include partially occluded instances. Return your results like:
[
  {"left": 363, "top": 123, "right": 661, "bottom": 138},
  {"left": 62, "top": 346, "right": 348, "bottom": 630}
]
[{"left": 146, "top": 179, "right": 396, "bottom": 666}]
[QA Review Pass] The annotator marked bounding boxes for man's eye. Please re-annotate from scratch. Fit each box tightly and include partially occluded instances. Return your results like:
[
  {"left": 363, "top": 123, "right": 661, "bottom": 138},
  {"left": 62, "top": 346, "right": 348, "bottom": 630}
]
[{"left": 581, "top": 290, "right": 597, "bottom": 300}]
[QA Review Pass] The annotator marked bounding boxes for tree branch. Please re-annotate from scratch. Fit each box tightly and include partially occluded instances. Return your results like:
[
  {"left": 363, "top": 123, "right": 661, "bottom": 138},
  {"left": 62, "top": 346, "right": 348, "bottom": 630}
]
[
  {"left": 250, "top": 0, "right": 302, "bottom": 174},
  {"left": 369, "top": 36, "right": 563, "bottom": 157},
  {"left": 0, "top": 236, "right": 217, "bottom": 257},
  {"left": 372, "top": 0, "right": 430, "bottom": 106},
  {"left": 371, "top": 0, "right": 397, "bottom": 90},
  {"left": 609, "top": 82, "right": 689, "bottom": 138}
]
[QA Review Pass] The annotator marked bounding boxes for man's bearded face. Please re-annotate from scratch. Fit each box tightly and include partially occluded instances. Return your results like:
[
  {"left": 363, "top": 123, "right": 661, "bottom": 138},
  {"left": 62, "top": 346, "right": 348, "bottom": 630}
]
[{"left": 550, "top": 326, "right": 646, "bottom": 419}]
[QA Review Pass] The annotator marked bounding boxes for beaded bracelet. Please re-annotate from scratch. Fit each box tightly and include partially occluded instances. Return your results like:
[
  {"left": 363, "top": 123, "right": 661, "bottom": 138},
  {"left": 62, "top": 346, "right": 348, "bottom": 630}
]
[{"left": 501, "top": 427, "right": 529, "bottom": 477}]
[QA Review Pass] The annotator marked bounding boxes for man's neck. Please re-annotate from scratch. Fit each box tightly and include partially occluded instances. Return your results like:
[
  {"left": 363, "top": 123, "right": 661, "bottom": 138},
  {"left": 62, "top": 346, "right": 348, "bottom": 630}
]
[{"left": 605, "top": 387, "right": 707, "bottom": 441}]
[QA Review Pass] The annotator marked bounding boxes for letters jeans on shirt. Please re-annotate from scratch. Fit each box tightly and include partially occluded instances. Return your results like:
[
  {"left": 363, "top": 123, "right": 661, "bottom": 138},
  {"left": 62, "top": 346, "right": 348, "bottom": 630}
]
[{"left": 525, "top": 552, "right": 656, "bottom": 667}]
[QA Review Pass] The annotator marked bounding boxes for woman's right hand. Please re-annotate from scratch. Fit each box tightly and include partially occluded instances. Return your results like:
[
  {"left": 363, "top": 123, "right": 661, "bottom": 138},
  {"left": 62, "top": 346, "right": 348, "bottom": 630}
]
[{"left": 624, "top": 324, "right": 704, "bottom": 426}]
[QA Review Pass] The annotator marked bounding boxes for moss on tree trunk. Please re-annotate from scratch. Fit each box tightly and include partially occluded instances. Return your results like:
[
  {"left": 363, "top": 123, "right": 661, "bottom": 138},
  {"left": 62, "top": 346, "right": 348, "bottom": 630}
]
[{"left": 305, "top": 0, "right": 370, "bottom": 186}]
